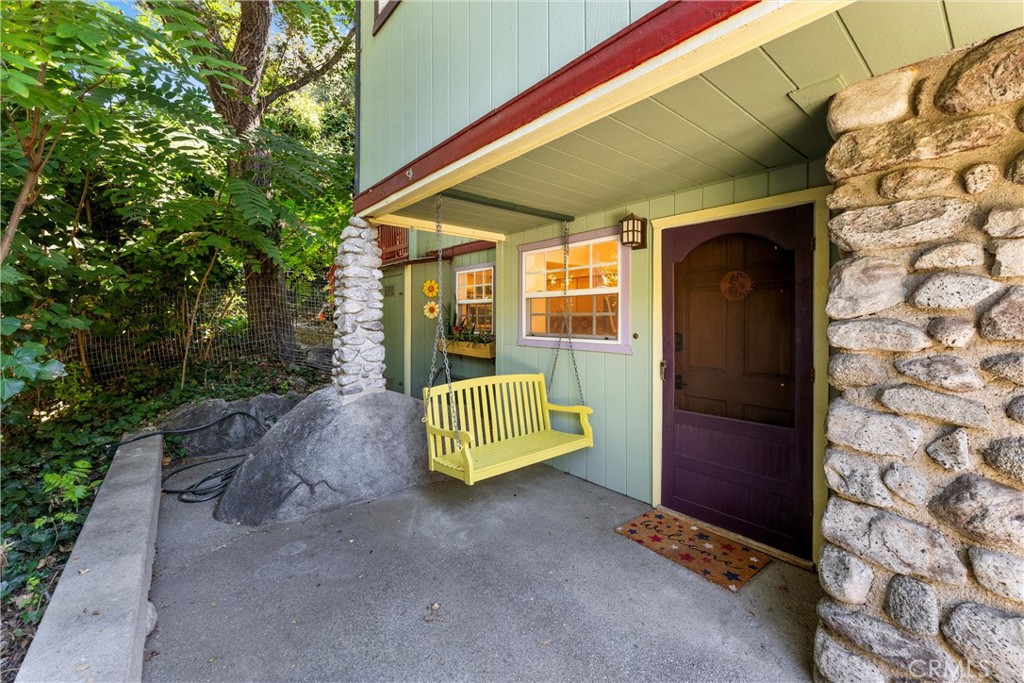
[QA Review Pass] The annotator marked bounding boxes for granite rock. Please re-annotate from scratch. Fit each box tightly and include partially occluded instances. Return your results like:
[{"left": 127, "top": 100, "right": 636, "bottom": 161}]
[
  {"left": 969, "top": 547, "right": 1024, "bottom": 603},
  {"left": 983, "top": 207, "right": 1024, "bottom": 238},
  {"left": 825, "top": 449, "right": 894, "bottom": 507},
  {"left": 826, "top": 182, "right": 875, "bottom": 211},
  {"left": 962, "top": 162, "right": 1000, "bottom": 194},
  {"left": 878, "top": 167, "right": 957, "bottom": 200},
  {"left": 827, "top": 66, "right": 917, "bottom": 138},
  {"left": 980, "top": 286, "right": 1024, "bottom": 340},
  {"left": 894, "top": 355, "right": 984, "bottom": 392},
  {"left": 826, "top": 398, "right": 922, "bottom": 458},
  {"left": 828, "top": 353, "right": 888, "bottom": 390},
  {"left": 822, "top": 497, "right": 967, "bottom": 584},
  {"left": 992, "top": 239, "right": 1024, "bottom": 278},
  {"left": 1010, "top": 150, "right": 1024, "bottom": 185},
  {"left": 1007, "top": 396, "right": 1024, "bottom": 424},
  {"left": 825, "top": 257, "right": 906, "bottom": 319},
  {"left": 885, "top": 575, "right": 939, "bottom": 636},
  {"left": 883, "top": 463, "right": 929, "bottom": 506},
  {"left": 926, "top": 316, "right": 976, "bottom": 348},
  {"left": 941, "top": 602, "right": 1024, "bottom": 683},
  {"left": 826, "top": 114, "right": 1012, "bottom": 181},
  {"left": 828, "top": 197, "right": 978, "bottom": 251},
  {"left": 819, "top": 543, "right": 875, "bottom": 604},
  {"left": 813, "top": 626, "right": 887, "bottom": 683},
  {"left": 880, "top": 384, "right": 990, "bottom": 428},
  {"left": 929, "top": 474, "right": 1024, "bottom": 552},
  {"left": 817, "top": 600, "right": 958, "bottom": 680},
  {"left": 913, "top": 241, "right": 986, "bottom": 270},
  {"left": 934, "top": 28, "right": 1024, "bottom": 114},
  {"left": 827, "top": 319, "right": 932, "bottom": 352},
  {"left": 984, "top": 437, "right": 1024, "bottom": 485},
  {"left": 982, "top": 352, "right": 1024, "bottom": 385},
  {"left": 926, "top": 428, "right": 972, "bottom": 471},
  {"left": 910, "top": 273, "right": 1001, "bottom": 309}
]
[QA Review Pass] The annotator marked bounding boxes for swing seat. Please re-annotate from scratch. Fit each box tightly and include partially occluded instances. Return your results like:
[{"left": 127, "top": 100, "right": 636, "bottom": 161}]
[{"left": 423, "top": 373, "right": 593, "bottom": 485}]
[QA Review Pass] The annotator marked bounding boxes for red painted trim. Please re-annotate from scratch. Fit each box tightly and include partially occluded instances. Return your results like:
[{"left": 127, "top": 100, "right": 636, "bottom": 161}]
[{"left": 354, "top": 0, "right": 759, "bottom": 215}]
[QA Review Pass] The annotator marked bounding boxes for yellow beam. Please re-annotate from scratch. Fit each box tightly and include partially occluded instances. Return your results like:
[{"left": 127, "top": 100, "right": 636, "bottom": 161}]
[{"left": 372, "top": 214, "right": 507, "bottom": 243}]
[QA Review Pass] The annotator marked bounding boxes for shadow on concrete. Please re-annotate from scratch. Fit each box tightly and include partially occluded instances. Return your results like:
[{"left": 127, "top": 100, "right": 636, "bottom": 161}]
[{"left": 145, "top": 465, "right": 822, "bottom": 682}]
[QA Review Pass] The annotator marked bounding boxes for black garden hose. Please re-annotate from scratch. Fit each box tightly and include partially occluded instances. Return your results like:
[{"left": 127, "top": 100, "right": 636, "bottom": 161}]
[{"left": 106, "top": 411, "right": 268, "bottom": 503}]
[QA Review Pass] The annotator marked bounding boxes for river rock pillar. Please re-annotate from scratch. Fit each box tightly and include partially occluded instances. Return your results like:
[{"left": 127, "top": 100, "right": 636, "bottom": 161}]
[{"left": 332, "top": 215, "right": 387, "bottom": 403}]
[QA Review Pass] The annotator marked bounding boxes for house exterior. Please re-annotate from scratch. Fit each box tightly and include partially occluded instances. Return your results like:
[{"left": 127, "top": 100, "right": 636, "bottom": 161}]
[{"left": 339, "top": 2, "right": 1024, "bottom": 680}]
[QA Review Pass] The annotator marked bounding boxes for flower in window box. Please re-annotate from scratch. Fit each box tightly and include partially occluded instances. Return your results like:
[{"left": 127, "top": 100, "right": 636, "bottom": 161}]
[
  {"left": 422, "top": 279, "right": 439, "bottom": 297},
  {"left": 423, "top": 301, "right": 440, "bottom": 319}
]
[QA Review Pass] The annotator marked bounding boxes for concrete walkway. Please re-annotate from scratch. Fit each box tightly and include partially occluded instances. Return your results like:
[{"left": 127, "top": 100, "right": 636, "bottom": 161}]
[{"left": 144, "top": 465, "right": 822, "bottom": 682}]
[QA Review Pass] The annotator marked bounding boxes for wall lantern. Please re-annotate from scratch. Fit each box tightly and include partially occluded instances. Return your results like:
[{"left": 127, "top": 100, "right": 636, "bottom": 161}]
[{"left": 619, "top": 213, "right": 647, "bottom": 250}]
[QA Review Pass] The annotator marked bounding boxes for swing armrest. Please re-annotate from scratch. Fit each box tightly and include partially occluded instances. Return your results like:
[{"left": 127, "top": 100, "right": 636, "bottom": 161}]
[
  {"left": 545, "top": 403, "right": 593, "bottom": 415},
  {"left": 425, "top": 424, "right": 474, "bottom": 446},
  {"left": 545, "top": 403, "right": 594, "bottom": 441}
]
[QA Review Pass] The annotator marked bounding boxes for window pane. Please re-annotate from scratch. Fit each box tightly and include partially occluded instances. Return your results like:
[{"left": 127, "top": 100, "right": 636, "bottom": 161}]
[
  {"left": 525, "top": 273, "right": 545, "bottom": 294},
  {"left": 595, "top": 264, "right": 618, "bottom": 289},
  {"left": 567, "top": 267, "right": 589, "bottom": 290},
  {"left": 568, "top": 244, "right": 589, "bottom": 268},
  {"left": 530, "top": 298, "right": 547, "bottom": 315},
  {"left": 546, "top": 272, "right": 565, "bottom": 292},
  {"left": 571, "top": 295, "right": 594, "bottom": 313},
  {"left": 593, "top": 240, "right": 617, "bottom": 265},
  {"left": 596, "top": 315, "right": 617, "bottom": 337},
  {"left": 596, "top": 294, "right": 618, "bottom": 313},
  {"left": 530, "top": 315, "right": 547, "bottom": 334},
  {"left": 571, "top": 316, "right": 594, "bottom": 336},
  {"left": 483, "top": 269, "right": 493, "bottom": 284},
  {"left": 525, "top": 253, "right": 545, "bottom": 273}
]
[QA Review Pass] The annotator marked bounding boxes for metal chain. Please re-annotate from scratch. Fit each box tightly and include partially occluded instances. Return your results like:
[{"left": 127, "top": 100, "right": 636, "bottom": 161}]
[
  {"left": 548, "top": 220, "right": 585, "bottom": 405},
  {"left": 422, "top": 195, "right": 461, "bottom": 447}
]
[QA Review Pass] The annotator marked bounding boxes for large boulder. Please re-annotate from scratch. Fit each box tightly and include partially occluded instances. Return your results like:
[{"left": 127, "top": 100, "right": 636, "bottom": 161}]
[
  {"left": 159, "top": 394, "right": 298, "bottom": 457},
  {"left": 215, "top": 388, "right": 444, "bottom": 525}
]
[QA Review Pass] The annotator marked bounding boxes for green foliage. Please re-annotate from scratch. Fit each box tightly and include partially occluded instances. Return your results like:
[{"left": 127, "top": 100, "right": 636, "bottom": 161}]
[{"left": 1, "top": 359, "right": 322, "bottom": 627}]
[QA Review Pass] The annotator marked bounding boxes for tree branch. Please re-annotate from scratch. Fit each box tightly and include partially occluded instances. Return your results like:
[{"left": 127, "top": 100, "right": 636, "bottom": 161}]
[{"left": 260, "top": 29, "right": 354, "bottom": 113}]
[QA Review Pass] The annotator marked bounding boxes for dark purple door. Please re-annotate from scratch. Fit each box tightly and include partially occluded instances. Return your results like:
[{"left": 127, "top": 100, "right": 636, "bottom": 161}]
[{"left": 662, "top": 205, "right": 813, "bottom": 559}]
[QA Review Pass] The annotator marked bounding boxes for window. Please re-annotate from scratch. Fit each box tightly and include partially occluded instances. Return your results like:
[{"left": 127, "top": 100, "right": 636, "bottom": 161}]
[
  {"left": 455, "top": 264, "right": 494, "bottom": 333},
  {"left": 372, "top": 0, "right": 400, "bottom": 35},
  {"left": 519, "top": 227, "right": 631, "bottom": 354}
]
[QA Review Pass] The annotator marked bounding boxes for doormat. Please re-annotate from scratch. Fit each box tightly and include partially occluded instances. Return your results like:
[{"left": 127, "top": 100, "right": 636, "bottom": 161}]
[{"left": 615, "top": 511, "right": 772, "bottom": 591}]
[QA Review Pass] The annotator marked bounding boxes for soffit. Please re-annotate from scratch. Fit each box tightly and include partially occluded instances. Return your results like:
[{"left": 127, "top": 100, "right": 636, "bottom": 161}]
[{"left": 392, "top": 1, "right": 1023, "bottom": 235}]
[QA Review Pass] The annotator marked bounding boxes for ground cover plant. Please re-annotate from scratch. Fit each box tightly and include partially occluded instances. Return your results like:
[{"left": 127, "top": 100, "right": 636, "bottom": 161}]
[{"left": 0, "top": 359, "right": 322, "bottom": 681}]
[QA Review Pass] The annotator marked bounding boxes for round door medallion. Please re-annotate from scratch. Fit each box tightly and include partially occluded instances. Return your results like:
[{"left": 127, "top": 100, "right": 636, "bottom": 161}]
[{"left": 720, "top": 271, "right": 754, "bottom": 301}]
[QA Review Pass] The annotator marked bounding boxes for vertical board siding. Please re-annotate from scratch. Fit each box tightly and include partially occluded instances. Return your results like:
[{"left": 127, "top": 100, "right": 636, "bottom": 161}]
[
  {"left": 489, "top": 162, "right": 821, "bottom": 504},
  {"left": 358, "top": 0, "right": 655, "bottom": 190}
]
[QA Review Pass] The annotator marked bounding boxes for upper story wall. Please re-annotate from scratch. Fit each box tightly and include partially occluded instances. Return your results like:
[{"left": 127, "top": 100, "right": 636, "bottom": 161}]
[{"left": 357, "top": 0, "right": 665, "bottom": 192}]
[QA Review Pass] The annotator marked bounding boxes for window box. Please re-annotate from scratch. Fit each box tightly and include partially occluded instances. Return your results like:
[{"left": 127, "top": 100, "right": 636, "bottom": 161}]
[{"left": 439, "top": 340, "right": 496, "bottom": 359}]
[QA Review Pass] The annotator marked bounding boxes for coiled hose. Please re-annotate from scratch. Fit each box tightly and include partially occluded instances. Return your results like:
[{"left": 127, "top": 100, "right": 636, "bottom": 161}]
[{"left": 107, "top": 411, "right": 267, "bottom": 503}]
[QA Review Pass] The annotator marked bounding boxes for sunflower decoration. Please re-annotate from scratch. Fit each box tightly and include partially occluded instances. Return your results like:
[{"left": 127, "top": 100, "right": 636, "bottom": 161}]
[
  {"left": 423, "top": 301, "right": 440, "bottom": 319},
  {"left": 422, "top": 279, "right": 439, "bottom": 297}
]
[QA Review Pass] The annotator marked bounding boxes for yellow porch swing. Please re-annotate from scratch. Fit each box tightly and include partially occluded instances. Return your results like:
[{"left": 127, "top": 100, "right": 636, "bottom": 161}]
[{"left": 421, "top": 195, "right": 593, "bottom": 485}]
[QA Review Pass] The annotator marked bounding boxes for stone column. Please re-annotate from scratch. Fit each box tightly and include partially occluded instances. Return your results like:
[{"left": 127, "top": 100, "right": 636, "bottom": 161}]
[
  {"left": 815, "top": 28, "right": 1024, "bottom": 683},
  {"left": 332, "top": 215, "right": 387, "bottom": 403}
]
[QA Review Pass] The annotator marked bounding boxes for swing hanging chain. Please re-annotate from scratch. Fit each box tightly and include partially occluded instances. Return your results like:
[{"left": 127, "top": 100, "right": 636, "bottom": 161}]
[
  {"left": 422, "top": 195, "right": 462, "bottom": 448},
  {"left": 549, "top": 220, "right": 585, "bottom": 406}
]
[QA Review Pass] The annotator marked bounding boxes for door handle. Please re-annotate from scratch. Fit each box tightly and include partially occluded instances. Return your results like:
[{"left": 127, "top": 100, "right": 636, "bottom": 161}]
[{"left": 659, "top": 360, "right": 667, "bottom": 380}]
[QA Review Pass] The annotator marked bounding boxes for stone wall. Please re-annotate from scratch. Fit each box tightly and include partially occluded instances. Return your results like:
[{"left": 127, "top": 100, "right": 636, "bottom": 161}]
[
  {"left": 816, "top": 29, "right": 1024, "bottom": 683},
  {"left": 332, "top": 216, "right": 387, "bottom": 403}
]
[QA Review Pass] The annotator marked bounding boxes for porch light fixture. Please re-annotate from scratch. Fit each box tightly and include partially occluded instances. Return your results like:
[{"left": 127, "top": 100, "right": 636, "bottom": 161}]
[{"left": 619, "top": 213, "right": 647, "bottom": 250}]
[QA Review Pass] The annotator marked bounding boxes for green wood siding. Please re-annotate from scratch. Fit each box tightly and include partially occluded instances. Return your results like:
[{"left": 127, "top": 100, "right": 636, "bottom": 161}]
[
  {"left": 358, "top": 0, "right": 662, "bottom": 190},
  {"left": 403, "top": 248, "right": 498, "bottom": 399},
  {"left": 492, "top": 161, "right": 825, "bottom": 503}
]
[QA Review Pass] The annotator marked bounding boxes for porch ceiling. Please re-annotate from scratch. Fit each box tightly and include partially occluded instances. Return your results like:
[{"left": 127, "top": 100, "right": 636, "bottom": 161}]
[{"left": 392, "top": 1, "right": 1022, "bottom": 235}]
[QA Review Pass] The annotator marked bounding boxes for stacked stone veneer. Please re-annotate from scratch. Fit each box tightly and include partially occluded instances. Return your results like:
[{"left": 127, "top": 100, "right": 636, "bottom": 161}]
[
  {"left": 815, "top": 29, "right": 1024, "bottom": 683},
  {"left": 332, "top": 215, "right": 387, "bottom": 403}
]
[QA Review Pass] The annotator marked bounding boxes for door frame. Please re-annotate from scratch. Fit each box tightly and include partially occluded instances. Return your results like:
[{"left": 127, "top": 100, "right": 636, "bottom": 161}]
[{"left": 650, "top": 187, "right": 831, "bottom": 565}]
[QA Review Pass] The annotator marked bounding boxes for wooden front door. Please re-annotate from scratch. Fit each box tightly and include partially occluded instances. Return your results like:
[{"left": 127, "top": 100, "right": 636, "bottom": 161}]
[{"left": 661, "top": 205, "right": 813, "bottom": 559}]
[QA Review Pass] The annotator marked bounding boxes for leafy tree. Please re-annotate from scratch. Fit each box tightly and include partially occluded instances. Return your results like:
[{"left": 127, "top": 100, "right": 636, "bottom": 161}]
[{"left": 146, "top": 0, "right": 357, "bottom": 359}]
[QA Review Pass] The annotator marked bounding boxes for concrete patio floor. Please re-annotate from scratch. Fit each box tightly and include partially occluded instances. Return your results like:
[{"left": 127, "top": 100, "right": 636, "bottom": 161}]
[{"left": 144, "top": 464, "right": 822, "bottom": 682}]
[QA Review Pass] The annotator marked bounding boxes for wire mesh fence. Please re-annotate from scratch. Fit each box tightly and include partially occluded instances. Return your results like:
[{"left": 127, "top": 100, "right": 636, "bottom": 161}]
[{"left": 62, "top": 273, "right": 335, "bottom": 383}]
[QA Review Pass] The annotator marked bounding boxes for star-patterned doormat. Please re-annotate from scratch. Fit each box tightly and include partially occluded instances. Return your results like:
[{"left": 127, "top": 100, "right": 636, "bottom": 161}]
[{"left": 615, "top": 511, "right": 772, "bottom": 591}]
